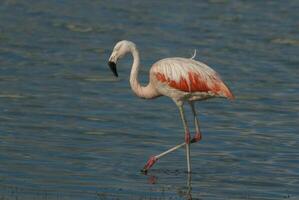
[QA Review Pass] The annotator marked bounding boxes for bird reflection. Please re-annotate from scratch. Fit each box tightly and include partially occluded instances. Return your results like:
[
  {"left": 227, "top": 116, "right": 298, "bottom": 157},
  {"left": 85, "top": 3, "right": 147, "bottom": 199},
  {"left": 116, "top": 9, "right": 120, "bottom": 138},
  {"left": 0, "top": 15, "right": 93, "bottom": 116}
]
[
  {"left": 146, "top": 172, "right": 194, "bottom": 200},
  {"left": 148, "top": 175, "right": 158, "bottom": 184},
  {"left": 186, "top": 173, "right": 192, "bottom": 200}
]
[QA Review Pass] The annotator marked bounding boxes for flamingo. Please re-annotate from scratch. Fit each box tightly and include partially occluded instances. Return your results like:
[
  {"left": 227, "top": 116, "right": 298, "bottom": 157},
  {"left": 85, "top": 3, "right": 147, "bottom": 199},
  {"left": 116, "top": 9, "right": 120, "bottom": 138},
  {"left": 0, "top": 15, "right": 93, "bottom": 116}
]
[{"left": 108, "top": 40, "right": 234, "bottom": 173}]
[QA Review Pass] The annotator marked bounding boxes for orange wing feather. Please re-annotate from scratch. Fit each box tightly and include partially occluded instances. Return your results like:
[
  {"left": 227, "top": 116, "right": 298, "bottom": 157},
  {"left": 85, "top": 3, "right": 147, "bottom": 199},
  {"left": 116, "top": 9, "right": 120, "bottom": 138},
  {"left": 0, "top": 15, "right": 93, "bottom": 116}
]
[{"left": 155, "top": 71, "right": 234, "bottom": 100}]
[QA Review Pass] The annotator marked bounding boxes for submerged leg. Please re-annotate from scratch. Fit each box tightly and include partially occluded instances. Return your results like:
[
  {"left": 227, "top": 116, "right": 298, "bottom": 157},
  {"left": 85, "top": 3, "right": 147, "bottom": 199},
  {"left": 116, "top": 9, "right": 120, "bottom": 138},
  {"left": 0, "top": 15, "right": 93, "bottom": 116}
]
[
  {"left": 189, "top": 102, "right": 202, "bottom": 143},
  {"left": 178, "top": 105, "right": 191, "bottom": 173}
]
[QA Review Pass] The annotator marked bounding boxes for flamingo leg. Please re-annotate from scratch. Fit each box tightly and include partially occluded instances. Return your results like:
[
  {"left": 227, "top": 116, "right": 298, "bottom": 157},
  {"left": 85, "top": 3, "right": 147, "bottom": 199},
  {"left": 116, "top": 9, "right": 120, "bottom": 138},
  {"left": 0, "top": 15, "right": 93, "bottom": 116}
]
[
  {"left": 141, "top": 105, "right": 192, "bottom": 173},
  {"left": 178, "top": 105, "right": 191, "bottom": 173},
  {"left": 141, "top": 140, "right": 200, "bottom": 173},
  {"left": 189, "top": 102, "right": 202, "bottom": 143},
  {"left": 141, "top": 143, "right": 182, "bottom": 173}
]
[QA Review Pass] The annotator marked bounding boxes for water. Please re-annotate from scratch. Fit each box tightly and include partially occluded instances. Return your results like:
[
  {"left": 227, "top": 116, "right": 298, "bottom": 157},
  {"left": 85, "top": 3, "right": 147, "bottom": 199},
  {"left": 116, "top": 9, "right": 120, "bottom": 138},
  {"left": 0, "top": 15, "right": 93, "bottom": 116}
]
[{"left": 0, "top": 0, "right": 298, "bottom": 199}]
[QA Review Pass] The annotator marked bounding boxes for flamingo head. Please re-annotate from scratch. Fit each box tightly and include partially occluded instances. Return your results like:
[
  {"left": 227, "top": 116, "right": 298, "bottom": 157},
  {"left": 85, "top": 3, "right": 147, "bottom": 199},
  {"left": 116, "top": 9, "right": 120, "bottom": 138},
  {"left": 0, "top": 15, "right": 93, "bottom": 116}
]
[{"left": 108, "top": 40, "right": 135, "bottom": 77}]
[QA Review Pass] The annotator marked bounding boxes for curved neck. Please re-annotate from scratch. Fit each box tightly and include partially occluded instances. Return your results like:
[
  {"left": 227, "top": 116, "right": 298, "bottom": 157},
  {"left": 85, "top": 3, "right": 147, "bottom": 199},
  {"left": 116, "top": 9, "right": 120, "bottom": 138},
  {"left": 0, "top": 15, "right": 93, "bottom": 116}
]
[{"left": 129, "top": 45, "right": 159, "bottom": 99}]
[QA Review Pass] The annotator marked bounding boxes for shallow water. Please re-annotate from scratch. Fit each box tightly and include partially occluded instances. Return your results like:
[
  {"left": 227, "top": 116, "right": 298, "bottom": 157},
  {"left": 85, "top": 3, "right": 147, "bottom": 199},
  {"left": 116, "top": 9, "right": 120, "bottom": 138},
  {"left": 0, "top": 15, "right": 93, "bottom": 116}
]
[{"left": 0, "top": 0, "right": 298, "bottom": 199}]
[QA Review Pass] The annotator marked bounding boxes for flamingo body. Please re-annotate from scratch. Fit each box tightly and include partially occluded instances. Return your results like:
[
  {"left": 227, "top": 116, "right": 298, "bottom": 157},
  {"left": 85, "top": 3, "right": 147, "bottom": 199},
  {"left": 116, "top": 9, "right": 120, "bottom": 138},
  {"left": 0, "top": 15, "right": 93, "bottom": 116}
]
[
  {"left": 108, "top": 40, "right": 234, "bottom": 173},
  {"left": 150, "top": 57, "right": 234, "bottom": 102}
]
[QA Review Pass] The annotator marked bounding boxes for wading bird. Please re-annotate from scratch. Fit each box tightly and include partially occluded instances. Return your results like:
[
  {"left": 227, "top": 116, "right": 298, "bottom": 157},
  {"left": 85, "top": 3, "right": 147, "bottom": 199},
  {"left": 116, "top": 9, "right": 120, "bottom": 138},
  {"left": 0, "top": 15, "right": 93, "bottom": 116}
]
[{"left": 108, "top": 40, "right": 234, "bottom": 173}]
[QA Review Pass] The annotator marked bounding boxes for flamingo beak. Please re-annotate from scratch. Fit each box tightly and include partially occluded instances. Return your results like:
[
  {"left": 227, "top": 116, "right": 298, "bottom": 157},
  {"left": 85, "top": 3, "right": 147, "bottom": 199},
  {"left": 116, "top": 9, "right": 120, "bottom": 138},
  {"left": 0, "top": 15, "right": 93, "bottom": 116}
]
[{"left": 108, "top": 61, "right": 118, "bottom": 77}]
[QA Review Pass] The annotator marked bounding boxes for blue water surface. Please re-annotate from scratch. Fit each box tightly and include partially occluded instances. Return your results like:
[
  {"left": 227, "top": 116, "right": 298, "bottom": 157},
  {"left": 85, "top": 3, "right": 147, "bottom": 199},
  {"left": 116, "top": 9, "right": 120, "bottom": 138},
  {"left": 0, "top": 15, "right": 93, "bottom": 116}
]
[{"left": 0, "top": 0, "right": 298, "bottom": 199}]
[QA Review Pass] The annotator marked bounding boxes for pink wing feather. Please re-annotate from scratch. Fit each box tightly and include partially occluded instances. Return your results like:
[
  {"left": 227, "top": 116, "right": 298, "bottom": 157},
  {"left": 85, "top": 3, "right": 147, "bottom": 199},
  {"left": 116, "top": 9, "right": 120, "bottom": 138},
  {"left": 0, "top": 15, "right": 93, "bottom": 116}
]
[{"left": 153, "top": 58, "right": 234, "bottom": 99}]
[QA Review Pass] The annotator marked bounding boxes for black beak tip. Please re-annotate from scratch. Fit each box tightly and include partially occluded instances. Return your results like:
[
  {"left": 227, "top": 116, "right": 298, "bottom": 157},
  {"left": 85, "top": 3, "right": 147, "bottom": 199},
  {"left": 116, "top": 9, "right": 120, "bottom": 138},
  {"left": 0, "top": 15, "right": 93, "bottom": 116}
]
[{"left": 108, "top": 61, "right": 118, "bottom": 77}]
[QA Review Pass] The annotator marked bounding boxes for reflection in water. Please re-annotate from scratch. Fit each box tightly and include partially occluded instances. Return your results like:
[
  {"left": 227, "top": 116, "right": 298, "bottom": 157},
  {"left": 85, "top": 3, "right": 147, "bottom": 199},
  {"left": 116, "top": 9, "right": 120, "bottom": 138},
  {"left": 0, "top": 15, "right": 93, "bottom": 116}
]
[
  {"left": 187, "top": 173, "right": 192, "bottom": 200},
  {"left": 148, "top": 175, "right": 158, "bottom": 184},
  {"left": 147, "top": 172, "right": 195, "bottom": 200}
]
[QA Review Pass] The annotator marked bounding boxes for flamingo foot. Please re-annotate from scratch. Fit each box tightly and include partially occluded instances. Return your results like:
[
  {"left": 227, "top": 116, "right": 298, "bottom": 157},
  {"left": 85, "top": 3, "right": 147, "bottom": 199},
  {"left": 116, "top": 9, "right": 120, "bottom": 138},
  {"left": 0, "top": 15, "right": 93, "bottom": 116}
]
[
  {"left": 141, "top": 156, "right": 157, "bottom": 173},
  {"left": 191, "top": 132, "right": 202, "bottom": 143}
]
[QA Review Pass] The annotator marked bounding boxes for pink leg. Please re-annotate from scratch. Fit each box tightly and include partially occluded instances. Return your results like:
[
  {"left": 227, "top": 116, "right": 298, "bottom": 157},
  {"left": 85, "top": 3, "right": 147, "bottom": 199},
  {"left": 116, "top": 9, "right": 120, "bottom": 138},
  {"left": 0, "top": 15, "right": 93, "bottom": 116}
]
[
  {"left": 141, "top": 131, "right": 199, "bottom": 173},
  {"left": 141, "top": 103, "right": 193, "bottom": 173},
  {"left": 185, "top": 131, "right": 191, "bottom": 144},
  {"left": 141, "top": 142, "right": 187, "bottom": 173},
  {"left": 178, "top": 105, "right": 191, "bottom": 173},
  {"left": 190, "top": 102, "right": 202, "bottom": 143},
  {"left": 141, "top": 156, "right": 157, "bottom": 173},
  {"left": 191, "top": 131, "right": 202, "bottom": 143}
]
